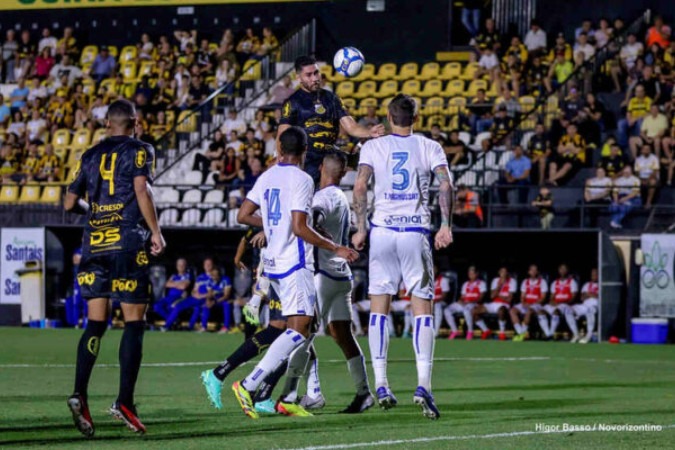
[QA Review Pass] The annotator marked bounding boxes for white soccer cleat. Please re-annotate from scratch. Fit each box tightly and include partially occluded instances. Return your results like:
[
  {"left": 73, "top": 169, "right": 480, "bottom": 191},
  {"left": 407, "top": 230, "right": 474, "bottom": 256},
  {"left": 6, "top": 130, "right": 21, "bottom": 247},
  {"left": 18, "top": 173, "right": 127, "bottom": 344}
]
[
  {"left": 299, "top": 394, "right": 326, "bottom": 410},
  {"left": 579, "top": 334, "right": 592, "bottom": 344},
  {"left": 570, "top": 335, "right": 580, "bottom": 343}
]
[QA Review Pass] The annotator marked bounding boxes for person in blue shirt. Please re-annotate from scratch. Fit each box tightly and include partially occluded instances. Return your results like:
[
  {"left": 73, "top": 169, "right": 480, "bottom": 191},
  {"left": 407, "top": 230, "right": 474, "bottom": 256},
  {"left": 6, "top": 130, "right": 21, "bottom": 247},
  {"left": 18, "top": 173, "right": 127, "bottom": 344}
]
[
  {"left": 162, "top": 257, "right": 214, "bottom": 331},
  {"left": 500, "top": 145, "right": 531, "bottom": 204},
  {"left": 153, "top": 258, "right": 192, "bottom": 319},
  {"left": 199, "top": 268, "right": 232, "bottom": 333},
  {"left": 0, "top": 94, "right": 10, "bottom": 124},
  {"left": 91, "top": 46, "right": 116, "bottom": 84},
  {"left": 9, "top": 78, "right": 29, "bottom": 113},
  {"left": 65, "top": 248, "right": 88, "bottom": 327}
]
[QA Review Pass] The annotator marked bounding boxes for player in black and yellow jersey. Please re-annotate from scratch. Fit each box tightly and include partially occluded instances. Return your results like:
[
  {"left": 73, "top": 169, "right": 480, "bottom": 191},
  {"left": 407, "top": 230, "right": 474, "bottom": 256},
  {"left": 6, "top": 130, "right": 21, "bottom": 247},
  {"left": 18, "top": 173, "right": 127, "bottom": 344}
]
[
  {"left": 64, "top": 99, "right": 165, "bottom": 437},
  {"left": 278, "top": 55, "right": 385, "bottom": 182}
]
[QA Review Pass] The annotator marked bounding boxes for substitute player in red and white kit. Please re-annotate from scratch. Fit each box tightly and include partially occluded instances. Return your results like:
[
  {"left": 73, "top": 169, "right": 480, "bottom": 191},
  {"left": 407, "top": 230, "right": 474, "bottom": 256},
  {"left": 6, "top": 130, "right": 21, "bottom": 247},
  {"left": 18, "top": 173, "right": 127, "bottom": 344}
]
[
  {"left": 511, "top": 264, "right": 549, "bottom": 341},
  {"left": 543, "top": 264, "right": 580, "bottom": 342},
  {"left": 443, "top": 266, "right": 486, "bottom": 340},
  {"left": 432, "top": 265, "right": 451, "bottom": 337},
  {"left": 473, "top": 267, "right": 516, "bottom": 340},
  {"left": 391, "top": 282, "right": 413, "bottom": 338},
  {"left": 352, "top": 94, "right": 454, "bottom": 419},
  {"left": 573, "top": 268, "right": 599, "bottom": 344}
]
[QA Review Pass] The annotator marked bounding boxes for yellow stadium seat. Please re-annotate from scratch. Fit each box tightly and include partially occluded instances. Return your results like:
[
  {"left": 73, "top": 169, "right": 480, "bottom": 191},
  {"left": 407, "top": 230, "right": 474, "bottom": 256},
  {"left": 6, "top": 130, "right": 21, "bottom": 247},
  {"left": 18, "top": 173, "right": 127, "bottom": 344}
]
[
  {"left": 336, "top": 81, "right": 355, "bottom": 98},
  {"left": 423, "top": 115, "right": 446, "bottom": 131},
  {"left": 374, "top": 80, "right": 398, "bottom": 98},
  {"left": 18, "top": 185, "right": 41, "bottom": 203},
  {"left": 40, "top": 185, "right": 62, "bottom": 203},
  {"left": 209, "top": 42, "right": 219, "bottom": 52},
  {"left": 353, "top": 81, "right": 377, "bottom": 99},
  {"left": 447, "top": 96, "right": 467, "bottom": 115},
  {"left": 341, "top": 98, "right": 356, "bottom": 114},
  {"left": 82, "top": 78, "right": 96, "bottom": 96},
  {"left": 138, "top": 60, "right": 154, "bottom": 78},
  {"left": 487, "top": 80, "right": 500, "bottom": 97},
  {"left": 52, "top": 129, "right": 71, "bottom": 150},
  {"left": 356, "top": 97, "right": 378, "bottom": 116},
  {"left": 92, "top": 128, "right": 108, "bottom": 145},
  {"left": 71, "top": 128, "right": 92, "bottom": 150},
  {"left": 372, "top": 63, "right": 397, "bottom": 81},
  {"left": 165, "top": 110, "right": 176, "bottom": 126},
  {"left": 80, "top": 45, "right": 98, "bottom": 66},
  {"left": 320, "top": 64, "right": 336, "bottom": 82},
  {"left": 176, "top": 110, "right": 197, "bottom": 133},
  {"left": 240, "top": 59, "right": 261, "bottom": 81},
  {"left": 67, "top": 148, "right": 86, "bottom": 168},
  {"left": 53, "top": 147, "right": 68, "bottom": 161},
  {"left": 460, "top": 62, "right": 479, "bottom": 80},
  {"left": 377, "top": 96, "right": 394, "bottom": 116},
  {"left": 545, "top": 95, "right": 558, "bottom": 127},
  {"left": 123, "top": 82, "right": 137, "bottom": 98},
  {"left": 519, "top": 95, "right": 536, "bottom": 114},
  {"left": 121, "top": 62, "right": 137, "bottom": 82},
  {"left": 419, "top": 79, "right": 442, "bottom": 97},
  {"left": 466, "top": 79, "right": 488, "bottom": 97},
  {"left": 0, "top": 185, "right": 19, "bottom": 203},
  {"left": 394, "top": 62, "right": 418, "bottom": 81},
  {"left": 411, "top": 96, "right": 423, "bottom": 112},
  {"left": 439, "top": 62, "right": 462, "bottom": 80},
  {"left": 422, "top": 96, "right": 446, "bottom": 116},
  {"left": 443, "top": 79, "right": 465, "bottom": 97},
  {"left": 352, "top": 63, "right": 376, "bottom": 82},
  {"left": 417, "top": 62, "right": 440, "bottom": 81},
  {"left": 401, "top": 79, "right": 421, "bottom": 96},
  {"left": 119, "top": 45, "right": 138, "bottom": 64},
  {"left": 107, "top": 46, "right": 118, "bottom": 58},
  {"left": 100, "top": 78, "right": 117, "bottom": 95}
]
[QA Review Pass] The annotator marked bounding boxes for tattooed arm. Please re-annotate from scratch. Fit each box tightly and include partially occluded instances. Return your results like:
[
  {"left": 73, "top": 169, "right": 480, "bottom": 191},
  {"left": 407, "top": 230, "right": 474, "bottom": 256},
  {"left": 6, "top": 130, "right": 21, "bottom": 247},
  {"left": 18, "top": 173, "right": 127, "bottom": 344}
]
[
  {"left": 351, "top": 164, "right": 373, "bottom": 250},
  {"left": 434, "top": 164, "right": 455, "bottom": 249}
]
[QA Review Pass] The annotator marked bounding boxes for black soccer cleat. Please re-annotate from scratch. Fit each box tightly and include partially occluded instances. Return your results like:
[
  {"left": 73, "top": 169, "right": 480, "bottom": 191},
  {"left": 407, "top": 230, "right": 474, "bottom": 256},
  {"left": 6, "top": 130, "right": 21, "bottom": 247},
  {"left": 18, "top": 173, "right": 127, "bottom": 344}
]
[
  {"left": 340, "top": 392, "right": 375, "bottom": 414},
  {"left": 109, "top": 401, "right": 147, "bottom": 434},
  {"left": 67, "top": 394, "right": 95, "bottom": 438}
]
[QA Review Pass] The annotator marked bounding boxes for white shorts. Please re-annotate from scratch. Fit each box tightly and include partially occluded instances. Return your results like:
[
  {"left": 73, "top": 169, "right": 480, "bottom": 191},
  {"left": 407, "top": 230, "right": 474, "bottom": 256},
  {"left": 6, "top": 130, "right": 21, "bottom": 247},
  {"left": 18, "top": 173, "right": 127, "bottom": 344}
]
[
  {"left": 544, "top": 303, "right": 573, "bottom": 315},
  {"left": 254, "top": 260, "right": 270, "bottom": 297},
  {"left": 315, "top": 273, "right": 353, "bottom": 324},
  {"left": 391, "top": 300, "right": 410, "bottom": 313},
  {"left": 353, "top": 299, "right": 371, "bottom": 312},
  {"left": 513, "top": 303, "right": 542, "bottom": 314},
  {"left": 446, "top": 302, "right": 477, "bottom": 314},
  {"left": 368, "top": 227, "right": 433, "bottom": 299},
  {"left": 573, "top": 298, "right": 598, "bottom": 316},
  {"left": 484, "top": 302, "right": 509, "bottom": 314},
  {"left": 269, "top": 268, "right": 316, "bottom": 317}
]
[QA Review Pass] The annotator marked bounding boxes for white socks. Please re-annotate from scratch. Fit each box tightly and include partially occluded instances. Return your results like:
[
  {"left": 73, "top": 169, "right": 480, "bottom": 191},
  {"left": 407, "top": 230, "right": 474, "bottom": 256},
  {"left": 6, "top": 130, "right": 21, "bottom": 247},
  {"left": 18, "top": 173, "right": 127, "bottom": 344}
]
[
  {"left": 248, "top": 294, "right": 262, "bottom": 309},
  {"left": 537, "top": 314, "right": 551, "bottom": 337},
  {"left": 586, "top": 309, "right": 596, "bottom": 337},
  {"left": 352, "top": 305, "right": 364, "bottom": 335},
  {"left": 564, "top": 311, "right": 579, "bottom": 339},
  {"left": 347, "top": 354, "right": 370, "bottom": 396},
  {"left": 368, "top": 313, "right": 389, "bottom": 388},
  {"left": 242, "top": 329, "right": 305, "bottom": 392},
  {"left": 443, "top": 308, "right": 458, "bottom": 332},
  {"left": 464, "top": 308, "right": 474, "bottom": 331},
  {"left": 498, "top": 320, "right": 506, "bottom": 332},
  {"left": 403, "top": 310, "right": 412, "bottom": 335},
  {"left": 413, "top": 315, "right": 434, "bottom": 391},
  {"left": 306, "top": 352, "right": 322, "bottom": 399},
  {"left": 475, "top": 319, "right": 488, "bottom": 332},
  {"left": 550, "top": 314, "right": 560, "bottom": 335},
  {"left": 281, "top": 337, "right": 314, "bottom": 403}
]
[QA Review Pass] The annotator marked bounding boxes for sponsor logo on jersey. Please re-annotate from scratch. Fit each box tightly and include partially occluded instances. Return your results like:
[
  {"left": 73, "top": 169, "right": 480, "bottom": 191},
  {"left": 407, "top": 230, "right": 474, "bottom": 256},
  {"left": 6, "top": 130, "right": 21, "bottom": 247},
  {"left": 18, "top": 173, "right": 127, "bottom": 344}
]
[
  {"left": 77, "top": 272, "right": 96, "bottom": 286},
  {"left": 263, "top": 256, "right": 276, "bottom": 269},
  {"left": 136, "top": 250, "right": 149, "bottom": 266},
  {"left": 384, "top": 215, "right": 422, "bottom": 226},
  {"left": 89, "top": 227, "right": 121, "bottom": 248},
  {"left": 91, "top": 202, "right": 124, "bottom": 214},
  {"left": 112, "top": 278, "right": 138, "bottom": 292},
  {"left": 89, "top": 212, "right": 123, "bottom": 228},
  {"left": 314, "top": 102, "right": 326, "bottom": 114},
  {"left": 135, "top": 148, "right": 146, "bottom": 168}
]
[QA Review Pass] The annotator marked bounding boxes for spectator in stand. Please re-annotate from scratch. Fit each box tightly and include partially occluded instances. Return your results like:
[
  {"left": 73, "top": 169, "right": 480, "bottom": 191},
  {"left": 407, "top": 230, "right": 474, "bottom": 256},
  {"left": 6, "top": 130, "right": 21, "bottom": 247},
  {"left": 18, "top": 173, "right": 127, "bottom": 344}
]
[
  {"left": 490, "top": 104, "right": 516, "bottom": 147},
  {"left": 256, "top": 27, "right": 279, "bottom": 58},
  {"left": 460, "top": 0, "right": 481, "bottom": 39},
  {"left": 215, "top": 59, "right": 236, "bottom": 95},
  {"left": 548, "top": 33, "right": 573, "bottom": 64},
  {"left": 501, "top": 53, "right": 523, "bottom": 96},
  {"left": 532, "top": 186, "right": 554, "bottom": 229},
  {"left": 453, "top": 184, "right": 483, "bottom": 228},
  {"left": 9, "top": 78, "right": 29, "bottom": 114},
  {"left": 174, "top": 30, "right": 197, "bottom": 52},
  {"left": 546, "top": 53, "right": 574, "bottom": 94},
  {"left": 33, "top": 48, "right": 55, "bottom": 80},
  {"left": 662, "top": 124, "right": 675, "bottom": 185},
  {"left": 221, "top": 109, "right": 247, "bottom": 136},
  {"left": 468, "top": 88, "right": 493, "bottom": 133},
  {"left": 500, "top": 144, "right": 531, "bottom": 204},
  {"left": 90, "top": 46, "right": 116, "bottom": 84},
  {"left": 511, "top": 264, "right": 549, "bottom": 341},
  {"left": 524, "top": 20, "right": 547, "bottom": 57},
  {"left": 56, "top": 26, "right": 78, "bottom": 59},
  {"left": 0, "top": 144, "right": 18, "bottom": 183},
  {"left": 445, "top": 130, "right": 470, "bottom": 167},
  {"left": 574, "top": 32, "right": 595, "bottom": 62},
  {"left": 627, "top": 66, "right": 661, "bottom": 105},
  {"left": 549, "top": 124, "right": 586, "bottom": 185},
  {"left": 196, "top": 39, "right": 215, "bottom": 74},
  {"left": 16, "top": 142, "right": 40, "bottom": 184},
  {"left": 618, "top": 84, "right": 652, "bottom": 149},
  {"left": 584, "top": 167, "right": 613, "bottom": 226},
  {"left": 528, "top": 122, "right": 551, "bottom": 185},
  {"left": 444, "top": 266, "right": 486, "bottom": 340},
  {"left": 358, "top": 106, "right": 380, "bottom": 129},
  {"left": 613, "top": 33, "right": 644, "bottom": 92},
  {"left": 526, "top": 55, "right": 548, "bottom": 95},
  {"left": 476, "top": 44, "right": 501, "bottom": 88},
  {"left": 497, "top": 87, "right": 521, "bottom": 119},
  {"left": 475, "top": 267, "right": 517, "bottom": 340},
  {"left": 48, "top": 55, "right": 82, "bottom": 87},
  {"left": 474, "top": 17, "right": 501, "bottom": 53},
  {"left": 594, "top": 18, "right": 613, "bottom": 48},
  {"left": 214, "top": 146, "right": 240, "bottom": 186},
  {"left": 2, "top": 30, "right": 18, "bottom": 82},
  {"left": 25, "top": 108, "right": 47, "bottom": 142},
  {"left": 153, "top": 258, "right": 192, "bottom": 320},
  {"left": 633, "top": 104, "right": 668, "bottom": 158},
  {"left": 16, "top": 30, "right": 36, "bottom": 81},
  {"left": 559, "top": 87, "right": 584, "bottom": 130},
  {"left": 634, "top": 143, "right": 660, "bottom": 207},
  {"left": 194, "top": 130, "right": 225, "bottom": 175},
  {"left": 249, "top": 109, "right": 272, "bottom": 138},
  {"left": 599, "top": 142, "right": 626, "bottom": 178},
  {"left": 188, "top": 75, "right": 211, "bottom": 112},
  {"left": 33, "top": 144, "right": 62, "bottom": 183},
  {"left": 580, "top": 92, "right": 605, "bottom": 146},
  {"left": 138, "top": 33, "right": 154, "bottom": 61},
  {"left": 38, "top": 28, "right": 57, "bottom": 54},
  {"left": 236, "top": 28, "right": 260, "bottom": 63},
  {"left": 646, "top": 15, "right": 671, "bottom": 50},
  {"left": 505, "top": 36, "right": 529, "bottom": 65},
  {"left": 544, "top": 263, "right": 580, "bottom": 342},
  {"left": 266, "top": 75, "right": 295, "bottom": 108},
  {"left": 0, "top": 95, "right": 11, "bottom": 125},
  {"left": 609, "top": 165, "right": 641, "bottom": 229}
]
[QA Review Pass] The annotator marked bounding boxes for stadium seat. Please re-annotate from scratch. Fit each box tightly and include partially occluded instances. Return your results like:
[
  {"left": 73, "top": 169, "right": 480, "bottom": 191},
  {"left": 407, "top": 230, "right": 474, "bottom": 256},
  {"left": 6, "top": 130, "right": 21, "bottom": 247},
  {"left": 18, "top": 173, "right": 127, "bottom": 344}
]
[
  {"left": 341, "top": 98, "right": 356, "bottom": 113},
  {"left": 352, "top": 63, "right": 376, "bottom": 82},
  {"left": 122, "top": 82, "right": 137, "bottom": 98},
  {"left": 67, "top": 148, "right": 86, "bottom": 168},
  {"left": 204, "top": 189, "right": 224, "bottom": 203},
  {"left": 377, "top": 96, "right": 394, "bottom": 116},
  {"left": 458, "top": 131, "right": 472, "bottom": 146},
  {"left": 52, "top": 129, "right": 71, "bottom": 150},
  {"left": 336, "top": 81, "right": 355, "bottom": 98},
  {"left": 71, "top": 128, "right": 92, "bottom": 150},
  {"left": 372, "top": 63, "right": 397, "bottom": 81},
  {"left": 155, "top": 187, "right": 180, "bottom": 203},
  {"left": 443, "top": 80, "right": 465, "bottom": 97},
  {"left": 374, "top": 80, "right": 398, "bottom": 99},
  {"left": 18, "top": 185, "right": 41, "bottom": 203},
  {"left": 158, "top": 208, "right": 179, "bottom": 226},
  {"left": 180, "top": 208, "right": 202, "bottom": 227},
  {"left": 353, "top": 80, "right": 377, "bottom": 99},
  {"left": 82, "top": 78, "right": 96, "bottom": 96},
  {"left": 138, "top": 60, "right": 155, "bottom": 78},
  {"left": 473, "top": 131, "right": 492, "bottom": 150},
  {"left": 439, "top": 62, "right": 462, "bottom": 80},
  {"left": 417, "top": 62, "right": 440, "bottom": 81},
  {"left": 447, "top": 96, "right": 467, "bottom": 115},
  {"left": 175, "top": 111, "right": 197, "bottom": 133},
  {"left": 340, "top": 170, "right": 357, "bottom": 187},
  {"left": 422, "top": 96, "right": 445, "bottom": 116},
  {"left": 165, "top": 110, "right": 176, "bottom": 126},
  {"left": 121, "top": 62, "right": 137, "bottom": 82},
  {"left": 319, "top": 64, "right": 335, "bottom": 82},
  {"left": 183, "top": 170, "right": 203, "bottom": 185},
  {"left": 99, "top": 78, "right": 117, "bottom": 95},
  {"left": 521, "top": 131, "right": 534, "bottom": 149},
  {"left": 40, "top": 185, "right": 62, "bottom": 203},
  {"left": 181, "top": 189, "right": 203, "bottom": 203},
  {"left": 0, "top": 185, "right": 19, "bottom": 203},
  {"left": 460, "top": 62, "right": 479, "bottom": 80},
  {"left": 419, "top": 80, "right": 442, "bottom": 97},
  {"left": 466, "top": 79, "right": 488, "bottom": 97},
  {"left": 203, "top": 208, "right": 226, "bottom": 226},
  {"left": 356, "top": 97, "right": 377, "bottom": 116},
  {"left": 240, "top": 59, "right": 261, "bottom": 81},
  {"left": 519, "top": 96, "right": 537, "bottom": 129},
  {"left": 107, "top": 46, "right": 118, "bottom": 58},
  {"left": 401, "top": 80, "right": 421, "bottom": 96},
  {"left": 53, "top": 147, "right": 68, "bottom": 161},
  {"left": 92, "top": 128, "right": 108, "bottom": 145},
  {"left": 394, "top": 62, "right": 418, "bottom": 81},
  {"left": 119, "top": 45, "right": 137, "bottom": 64},
  {"left": 424, "top": 115, "right": 447, "bottom": 131},
  {"left": 80, "top": 45, "right": 98, "bottom": 65}
]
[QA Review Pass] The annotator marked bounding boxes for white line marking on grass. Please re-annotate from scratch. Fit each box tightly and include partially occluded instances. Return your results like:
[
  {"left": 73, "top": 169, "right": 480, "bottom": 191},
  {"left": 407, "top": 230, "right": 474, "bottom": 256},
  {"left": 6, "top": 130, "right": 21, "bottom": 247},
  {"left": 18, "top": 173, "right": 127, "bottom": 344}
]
[{"left": 282, "top": 425, "right": 675, "bottom": 450}]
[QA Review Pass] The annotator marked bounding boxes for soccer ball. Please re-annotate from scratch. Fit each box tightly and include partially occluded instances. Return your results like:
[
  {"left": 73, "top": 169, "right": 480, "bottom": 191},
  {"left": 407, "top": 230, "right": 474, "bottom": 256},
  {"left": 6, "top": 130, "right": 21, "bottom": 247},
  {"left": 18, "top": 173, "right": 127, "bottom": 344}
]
[{"left": 333, "top": 47, "right": 365, "bottom": 77}]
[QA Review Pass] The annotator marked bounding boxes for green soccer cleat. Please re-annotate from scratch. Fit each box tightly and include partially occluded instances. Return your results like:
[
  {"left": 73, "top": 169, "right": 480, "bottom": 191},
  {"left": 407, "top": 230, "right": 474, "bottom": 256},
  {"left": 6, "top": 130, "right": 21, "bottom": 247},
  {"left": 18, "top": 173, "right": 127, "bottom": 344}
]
[
  {"left": 512, "top": 333, "right": 527, "bottom": 342},
  {"left": 232, "top": 381, "right": 259, "bottom": 419},
  {"left": 243, "top": 304, "right": 261, "bottom": 326},
  {"left": 275, "top": 400, "right": 313, "bottom": 417},
  {"left": 254, "top": 399, "right": 277, "bottom": 414},
  {"left": 201, "top": 370, "right": 223, "bottom": 410}
]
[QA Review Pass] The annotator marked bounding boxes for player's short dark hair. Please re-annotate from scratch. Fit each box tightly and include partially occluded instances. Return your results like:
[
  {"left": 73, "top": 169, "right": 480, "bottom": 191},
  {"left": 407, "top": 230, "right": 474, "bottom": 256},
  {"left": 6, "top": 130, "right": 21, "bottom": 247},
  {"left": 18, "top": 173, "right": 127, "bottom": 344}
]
[
  {"left": 323, "top": 151, "right": 347, "bottom": 170},
  {"left": 107, "top": 99, "right": 136, "bottom": 129},
  {"left": 295, "top": 55, "right": 317, "bottom": 72},
  {"left": 279, "top": 126, "right": 308, "bottom": 156},
  {"left": 388, "top": 94, "right": 417, "bottom": 127}
]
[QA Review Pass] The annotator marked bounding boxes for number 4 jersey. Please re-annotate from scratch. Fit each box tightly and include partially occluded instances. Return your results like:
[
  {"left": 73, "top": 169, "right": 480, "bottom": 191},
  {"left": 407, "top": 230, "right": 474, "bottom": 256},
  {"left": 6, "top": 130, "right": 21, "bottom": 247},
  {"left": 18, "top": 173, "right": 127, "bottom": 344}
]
[
  {"left": 68, "top": 135, "right": 155, "bottom": 256},
  {"left": 246, "top": 163, "right": 315, "bottom": 278},
  {"left": 358, "top": 134, "right": 448, "bottom": 231}
]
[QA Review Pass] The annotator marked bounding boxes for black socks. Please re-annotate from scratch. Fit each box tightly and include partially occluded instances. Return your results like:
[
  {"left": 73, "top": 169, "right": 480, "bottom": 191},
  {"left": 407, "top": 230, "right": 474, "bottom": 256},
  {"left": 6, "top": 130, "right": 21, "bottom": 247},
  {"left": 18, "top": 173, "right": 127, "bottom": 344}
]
[
  {"left": 118, "top": 321, "right": 145, "bottom": 407},
  {"left": 74, "top": 320, "right": 107, "bottom": 397}
]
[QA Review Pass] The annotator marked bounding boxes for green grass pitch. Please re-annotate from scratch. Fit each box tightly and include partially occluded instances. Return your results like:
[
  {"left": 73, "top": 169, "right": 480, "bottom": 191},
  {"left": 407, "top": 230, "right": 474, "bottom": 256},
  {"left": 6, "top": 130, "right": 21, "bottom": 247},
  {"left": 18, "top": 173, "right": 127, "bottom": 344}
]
[{"left": 0, "top": 328, "right": 674, "bottom": 449}]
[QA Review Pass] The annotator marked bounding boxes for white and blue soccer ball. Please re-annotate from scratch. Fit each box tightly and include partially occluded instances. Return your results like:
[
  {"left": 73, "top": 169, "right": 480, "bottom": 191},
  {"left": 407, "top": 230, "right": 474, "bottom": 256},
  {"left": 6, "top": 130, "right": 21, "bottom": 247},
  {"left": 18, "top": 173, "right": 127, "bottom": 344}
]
[{"left": 333, "top": 47, "right": 365, "bottom": 77}]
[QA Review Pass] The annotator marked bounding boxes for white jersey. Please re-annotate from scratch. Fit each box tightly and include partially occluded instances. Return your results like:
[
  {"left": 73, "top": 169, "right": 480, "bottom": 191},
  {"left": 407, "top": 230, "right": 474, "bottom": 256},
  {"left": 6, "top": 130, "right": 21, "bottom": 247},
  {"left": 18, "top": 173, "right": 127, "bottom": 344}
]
[
  {"left": 359, "top": 134, "right": 448, "bottom": 230},
  {"left": 312, "top": 185, "right": 352, "bottom": 280},
  {"left": 245, "top": 163, "right": 314, "bottom": 278}
]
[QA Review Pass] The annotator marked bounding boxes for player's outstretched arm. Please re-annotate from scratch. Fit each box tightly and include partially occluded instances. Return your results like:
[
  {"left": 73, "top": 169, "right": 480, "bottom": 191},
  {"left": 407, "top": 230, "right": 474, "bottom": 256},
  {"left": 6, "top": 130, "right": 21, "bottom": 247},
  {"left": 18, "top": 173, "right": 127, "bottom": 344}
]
[
  {"left": 340, "top": 116, "right": 385, "bottom": 141},
  {"left": 292, "top": 211, "right": 358, "bottom": 262},
  {"left": 237, "top": 199, "right": 263, "bottom": 228},
  {"left": 351, "top": 164, "right": 372, "bottom": 250},
  {"left": 135, "top": 176, "right": 166, "bottom": 256},
  {"left": 434, "top": 165, "right": 455, "bottom": 250}
]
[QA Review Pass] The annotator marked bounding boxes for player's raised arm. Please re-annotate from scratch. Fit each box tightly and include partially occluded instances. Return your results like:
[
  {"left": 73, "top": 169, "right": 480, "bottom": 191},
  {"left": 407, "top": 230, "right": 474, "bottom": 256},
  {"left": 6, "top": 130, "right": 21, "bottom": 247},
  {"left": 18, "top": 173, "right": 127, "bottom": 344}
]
[
  {"left": 340, "top": 115, "right": 385, "bottom": 140},
  {"left": 351, "top": 163, "right": 372, "bottom": 251},
  {"left": 433, "top": 163, "right": 455, "bottom": 250}
]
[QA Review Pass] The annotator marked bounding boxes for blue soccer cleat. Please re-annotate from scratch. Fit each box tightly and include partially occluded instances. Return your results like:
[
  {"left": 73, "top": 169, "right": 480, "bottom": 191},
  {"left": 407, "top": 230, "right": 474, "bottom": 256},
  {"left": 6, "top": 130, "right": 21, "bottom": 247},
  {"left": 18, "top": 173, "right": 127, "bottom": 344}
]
[
  {"left": 413, "top": 386, "right": 440, "bottom": 420},
  {"left": 254, "top": 399, "right": 277, "bottom": 414},
  {"left": 201, "top": 370, "right": 223, "bottom": 410},
  {"left": 376, "top": 386, "right": 398, "bottom": 410}
]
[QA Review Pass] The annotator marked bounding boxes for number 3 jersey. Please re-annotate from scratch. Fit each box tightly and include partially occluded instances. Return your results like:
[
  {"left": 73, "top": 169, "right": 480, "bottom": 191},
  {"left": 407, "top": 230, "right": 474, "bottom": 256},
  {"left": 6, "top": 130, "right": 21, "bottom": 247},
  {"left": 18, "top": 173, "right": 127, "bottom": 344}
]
[
  {"left": 246, "top": 163, "right": 315, "bottom": 278},
  {"left": 68, "top": 135, "right": 155, "bottom": 256},
  {"left": 358, "top": 134, "right": 448, "bottom": 231}
]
